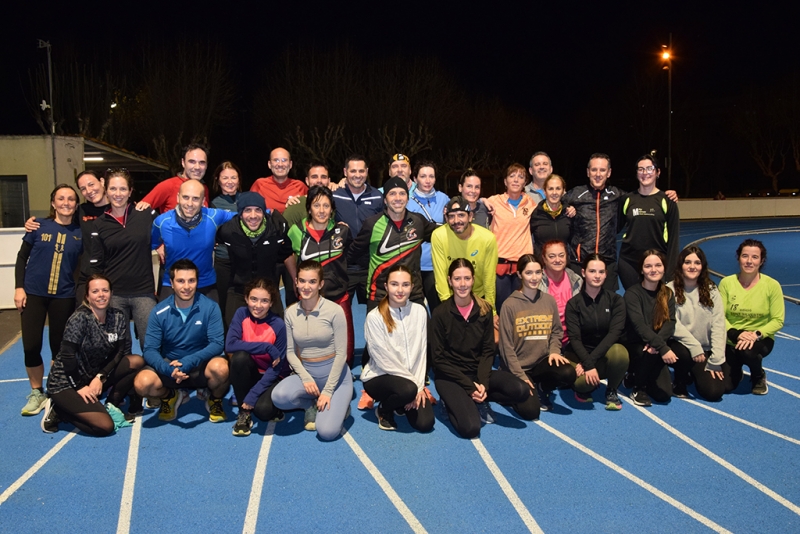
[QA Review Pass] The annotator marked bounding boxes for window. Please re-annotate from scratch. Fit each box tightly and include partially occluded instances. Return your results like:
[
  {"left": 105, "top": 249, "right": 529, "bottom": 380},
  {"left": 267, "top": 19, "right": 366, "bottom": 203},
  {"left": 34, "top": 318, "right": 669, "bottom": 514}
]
[{"left": 0, "top": 176, "right": 30, "bottom": 228}]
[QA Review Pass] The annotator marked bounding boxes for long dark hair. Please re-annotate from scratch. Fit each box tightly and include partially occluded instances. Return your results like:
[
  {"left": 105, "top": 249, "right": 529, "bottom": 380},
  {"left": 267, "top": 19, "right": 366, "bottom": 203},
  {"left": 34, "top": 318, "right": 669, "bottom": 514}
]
[
  {"left": 672, "top": 246, "right": 715, "bottom": 308},
  {"left": 639, "top": 249, "right": 673, "bottom": 331},
  {"left": 580, "top": 253, "right": 606, "bottom": 293}
]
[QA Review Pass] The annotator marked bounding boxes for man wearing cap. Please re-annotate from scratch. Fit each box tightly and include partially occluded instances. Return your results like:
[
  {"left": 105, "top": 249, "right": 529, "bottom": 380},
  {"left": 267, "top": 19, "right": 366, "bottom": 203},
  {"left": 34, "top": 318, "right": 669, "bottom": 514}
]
[
  {"left": 216, "top": 192, "right": 296, "bottom": 320},
  {"left": 378, "top": 153, "right": 417, "bottom": 194},
  {"left": 349, "top": 176, "right": 437, "bottom": 409},
  {"left": 151, "top": 180, "right": 236, "bottom": 302},
  {"left": 431, "top": 196, "right": 498, "bottom": 312}
]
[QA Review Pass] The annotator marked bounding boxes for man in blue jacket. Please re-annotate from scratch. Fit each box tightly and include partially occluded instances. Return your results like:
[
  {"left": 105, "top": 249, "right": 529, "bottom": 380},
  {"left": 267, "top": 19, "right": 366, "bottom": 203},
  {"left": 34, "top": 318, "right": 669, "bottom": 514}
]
[{"left": 134, "top": 259, "right": 228, "bottom": 423}]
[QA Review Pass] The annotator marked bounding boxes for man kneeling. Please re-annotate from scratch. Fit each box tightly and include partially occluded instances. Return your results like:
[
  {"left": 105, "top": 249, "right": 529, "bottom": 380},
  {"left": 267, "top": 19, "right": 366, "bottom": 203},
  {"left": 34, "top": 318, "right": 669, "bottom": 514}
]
[{"left": 135, "top": 259, "right": 228, "bottom": 422}]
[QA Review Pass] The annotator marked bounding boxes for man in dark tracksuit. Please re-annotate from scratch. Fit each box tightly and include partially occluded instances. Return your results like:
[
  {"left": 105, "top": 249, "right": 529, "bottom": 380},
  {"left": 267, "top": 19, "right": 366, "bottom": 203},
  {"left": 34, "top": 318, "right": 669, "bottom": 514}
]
[{"left": 348, "top": 176, "right": 437, "bottom": 409}]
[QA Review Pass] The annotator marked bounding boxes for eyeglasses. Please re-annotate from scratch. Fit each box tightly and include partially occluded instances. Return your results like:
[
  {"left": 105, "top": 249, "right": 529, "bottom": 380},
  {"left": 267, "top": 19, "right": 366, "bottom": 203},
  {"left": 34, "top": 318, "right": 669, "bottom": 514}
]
[
  {"left": 636, "top": 166, "right": 656, "bottom": 174},
  {"left": 271, "top": 158, "right": 289, "bottom": 164}
]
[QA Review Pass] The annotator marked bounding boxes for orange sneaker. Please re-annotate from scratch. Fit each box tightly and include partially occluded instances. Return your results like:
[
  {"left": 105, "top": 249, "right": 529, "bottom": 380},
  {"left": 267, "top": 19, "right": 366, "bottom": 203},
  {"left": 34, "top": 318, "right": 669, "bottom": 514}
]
[
  {"left": 424, "top": 387, "right": 438, "bottom": 405},
  {"left": 357, "top": 390, "right": 374, "bottom": 410}
]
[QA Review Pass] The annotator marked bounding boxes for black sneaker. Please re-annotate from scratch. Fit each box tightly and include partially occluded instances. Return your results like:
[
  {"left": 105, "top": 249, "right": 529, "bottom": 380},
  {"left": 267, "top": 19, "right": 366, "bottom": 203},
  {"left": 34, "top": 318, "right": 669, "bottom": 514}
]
[
  {"left": 40, "top": 398, "right": 60, "bottom": 433},
  {"left": 536, "top": 383, "right": 553, "bottom": 412},
  {"left": 232, "top": 411, "right": 253, "bottom": 437},
  {"left": 673, "top": 382, "right": 689, "bottom": 398},
  {"left": 127, "top": 393, "right": 144, "bottom": 416},
  {"left": 752, "top": 372, "right": 768, "bottom": 395},
  {"left": 631, "top": 388, "right": 652, "bottom": 407},
  {"left": 623, "top": 372, "right": 635, "bottom": 389},
  {"left": 605, "top": 388, "right": 622, "bottom": 411},
  {"left": 375, "top": 406, "right": 397, "bottom": 431}
]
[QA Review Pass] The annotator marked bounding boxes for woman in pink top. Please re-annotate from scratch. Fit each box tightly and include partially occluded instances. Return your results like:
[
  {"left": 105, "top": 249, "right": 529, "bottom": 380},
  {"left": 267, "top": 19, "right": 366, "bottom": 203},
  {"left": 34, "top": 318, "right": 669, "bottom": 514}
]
[
  {"left": 539, "top": 240, "right": 582, "bottom": 344},
  {"left": 484, "top": 163, "right": 536, "bottom": 311}
]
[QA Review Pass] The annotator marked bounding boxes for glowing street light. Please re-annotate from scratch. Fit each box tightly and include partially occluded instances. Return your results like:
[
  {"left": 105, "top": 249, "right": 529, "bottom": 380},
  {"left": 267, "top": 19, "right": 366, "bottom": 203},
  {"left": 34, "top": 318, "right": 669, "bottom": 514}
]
[{"left": 661, "top": 36, "right": 673, "bottom": 190}]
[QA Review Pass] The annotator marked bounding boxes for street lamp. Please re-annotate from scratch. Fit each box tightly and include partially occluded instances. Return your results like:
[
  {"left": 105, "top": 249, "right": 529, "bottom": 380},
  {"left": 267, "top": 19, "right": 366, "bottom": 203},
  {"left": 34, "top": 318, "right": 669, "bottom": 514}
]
[{"left": 661, "top": 35, "right": 673, "bottom": 190}]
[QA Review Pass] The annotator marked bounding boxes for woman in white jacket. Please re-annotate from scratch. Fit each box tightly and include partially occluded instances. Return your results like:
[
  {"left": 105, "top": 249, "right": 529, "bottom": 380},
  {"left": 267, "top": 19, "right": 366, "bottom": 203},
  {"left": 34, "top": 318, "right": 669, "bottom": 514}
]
[{"left": 361, "top": 265, "right": 434, "bottom": 432}]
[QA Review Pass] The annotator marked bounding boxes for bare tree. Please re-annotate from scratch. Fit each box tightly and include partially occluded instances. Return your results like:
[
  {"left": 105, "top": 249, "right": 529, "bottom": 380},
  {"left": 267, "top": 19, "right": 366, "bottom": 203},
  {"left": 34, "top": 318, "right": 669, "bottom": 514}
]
[
  {"left": 736, "top": 88, "right": 790, "bottom": 192},
  {"left": 137, "top": 38, "right": 236, "bottom": 170}
]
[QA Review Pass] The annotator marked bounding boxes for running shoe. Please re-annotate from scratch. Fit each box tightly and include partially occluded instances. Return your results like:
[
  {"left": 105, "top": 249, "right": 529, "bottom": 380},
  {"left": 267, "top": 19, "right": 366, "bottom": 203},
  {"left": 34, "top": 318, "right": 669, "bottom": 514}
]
[
  {"left": 196, "top": 388, "right": 210, "bottom": 401},
  {"left": 423, "top": 387, "right": 438, "bottom": 405},
  {"left": 672, "top": 382, "right": 689, "bottom": 399},
  {"left": 206, "top": 397, "right": 226, "bottom": 423},
  {"left": 574, "top": 391, "right": 593, "bottom": 403},
  {"left": 478, "top": 401, "right": 495, "bottom": 424},
  {"left": 375, "top": 406, "right": 397, "bottom": 431},
  {"left": 630, "top": 388, "right": 652, "bottom": 407},
  {"left": 158, "top": 389, "right": 185, "bottom": 421},
  {"left": 536, "top": 383, "right": 553, "bottom": 412},
  {"left": 304, "top": 404, "right": 318, "bottom": 431},
  {"left": 752, "top": 371, "right": 769, "bottom": 395},
  {"left": 605, "top": 388, "right": 623, "bottom": 411},
  {"left": 145, "top": 397, "right": 161, "bottom": 409},
  {"left": 21, "top": 388, "right": 48, "bottom": 416},
  {"left": 357, "top": 390, "right": 374, "bottom": 410},
  {"left": 232, "top": 411, "right": 253, "bottom": 437},
  {"left": 270, "top": 410, "right": 285, "bottom": 422},
  {"left": 127, "top": 393, "right": 144, "bottom": 417},
  {"left": 40, "top": 398, "right": 60, "bottom": 433}
]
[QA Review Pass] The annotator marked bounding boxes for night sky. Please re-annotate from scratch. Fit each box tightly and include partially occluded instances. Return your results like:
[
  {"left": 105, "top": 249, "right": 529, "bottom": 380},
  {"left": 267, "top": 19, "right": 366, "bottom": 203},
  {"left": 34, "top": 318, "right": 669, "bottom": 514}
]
[{"left": 2, "top": 2, "right": 798, "bottom": 194}]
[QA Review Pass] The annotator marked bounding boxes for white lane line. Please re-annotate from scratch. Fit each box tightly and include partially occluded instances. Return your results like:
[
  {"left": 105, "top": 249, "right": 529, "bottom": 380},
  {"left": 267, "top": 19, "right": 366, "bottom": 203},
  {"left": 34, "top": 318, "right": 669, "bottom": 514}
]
[
  {"left": 744, "top": 371, "right": 800, "bottom": 399},
  {"left": 341, "top": 428, "right": 427, "bottom": 534},
  {"left": 0, "top": 431, "right": 77, "bottom": 506},
  {"left": 116, "top": 417, "right": 142, "bottom": 534},
  {"left": 0, "top": 378, "right": 29, "bottom": 383},
  {"left": 679, "top": 398, "right": 800, "bottom": 446},
  {"left": 622, "top": 397, "right": 800, "bottom": 516},
  {"left": 763, "top": 367, "right": 800, "bottom": 381},
  {"left": 242, "top": 421, "right": 277, "bottom": 534},
  {"left": 471, "top": 438, "right": 543, "bottom": 534},
  {"left": 776, "top": 332, "right": 800, "bottom": 341},
  {"left": 536, "top": 421, "right": 730, "bottom": 533}
]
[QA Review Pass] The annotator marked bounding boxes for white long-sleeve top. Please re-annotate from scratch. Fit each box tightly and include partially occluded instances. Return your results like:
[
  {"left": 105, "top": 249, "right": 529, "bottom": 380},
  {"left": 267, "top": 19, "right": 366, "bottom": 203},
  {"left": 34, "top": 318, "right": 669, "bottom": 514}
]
[
  {"left": 667, "top": 282, "right": 726, "bottom": 372},
  {"left": 361, "top": 301, "right": 428, "bottom": 392}
]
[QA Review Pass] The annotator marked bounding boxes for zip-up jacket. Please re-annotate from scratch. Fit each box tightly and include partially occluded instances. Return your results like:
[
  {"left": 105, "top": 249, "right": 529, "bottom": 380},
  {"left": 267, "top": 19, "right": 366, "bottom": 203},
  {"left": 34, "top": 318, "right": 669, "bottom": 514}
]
[
  {"left": 287, "top": 218, "right": 351, "bottom": 301},
  {"left": 623, "top": 283, "right": 676, "bottom": 356},
  {"left": 361, "top": 301, "right": 428, "bottom": 392},
  {"left": 217, "top": 212, "right": 294, "bottom": 294},
  {"left": 152, "top": 207, "right": 235, "bottom": 288},
  {"left": 143, "top": 293, "right": 224, "bottom": 375},
  {"left": 406, "top": 189, "right": 449, "bottom": 271},
  {"left": 530, "top": 199, "right": 573, "bottom": 258},
  {"left": 90, "top": 203, "right": 157, "bottom": 296},
  {"left": 348, "top": 209, "right": 437, "bottom": 303},
  {"left": 564, "top": 184, "right": 624, "bottom": 264},
  {"left": 565, "top": 288, "right": 626, "bottom": 371},
  {"left": 431, "top": 296, "right": 495, "bottom": 394},
  {"left": 225, "top": 306, "right": 289, "bottom": 407}
]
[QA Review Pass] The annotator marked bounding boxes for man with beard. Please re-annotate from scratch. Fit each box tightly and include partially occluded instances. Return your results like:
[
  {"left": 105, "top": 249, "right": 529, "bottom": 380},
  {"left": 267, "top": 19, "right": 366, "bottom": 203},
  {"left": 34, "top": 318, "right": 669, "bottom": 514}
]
[{"left": 142, "top": 144, "right": 211, "bottom": 213}]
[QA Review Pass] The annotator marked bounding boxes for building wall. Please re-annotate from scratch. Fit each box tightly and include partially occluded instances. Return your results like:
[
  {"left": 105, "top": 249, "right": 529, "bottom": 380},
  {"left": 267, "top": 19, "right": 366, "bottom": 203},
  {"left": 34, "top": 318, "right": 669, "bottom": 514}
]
[{"left": 0, "top": 136, "right": 85, "bottom": 218}]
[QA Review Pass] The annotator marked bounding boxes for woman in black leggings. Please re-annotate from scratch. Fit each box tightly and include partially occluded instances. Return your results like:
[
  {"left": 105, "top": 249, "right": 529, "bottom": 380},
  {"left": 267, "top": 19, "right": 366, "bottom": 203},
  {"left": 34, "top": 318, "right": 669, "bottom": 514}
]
[
  {"left": 15, "top": 184, "right": 82, "bottom": 417},
  {"left": 227, "top": 277, "right": 289, "bottom": 437},
  {"left": 431, "top": 259, "right": 531, "bottom": 439},
  {"left": 40, "top": 274, "right": 145, "bottom": 435}
]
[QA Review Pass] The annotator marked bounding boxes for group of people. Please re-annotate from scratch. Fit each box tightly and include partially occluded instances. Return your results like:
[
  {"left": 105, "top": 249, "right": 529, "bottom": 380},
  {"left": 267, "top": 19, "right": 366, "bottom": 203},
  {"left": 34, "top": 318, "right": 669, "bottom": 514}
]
[{"left": 14, "top": 144, "right": 785, "bottom": 441}]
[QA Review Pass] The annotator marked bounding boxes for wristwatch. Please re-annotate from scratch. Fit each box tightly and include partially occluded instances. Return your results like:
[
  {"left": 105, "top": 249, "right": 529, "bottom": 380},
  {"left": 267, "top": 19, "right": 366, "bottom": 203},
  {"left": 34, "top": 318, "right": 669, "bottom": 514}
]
[{"left": 95, "top": 373, "right": 107, "bottom": 384}]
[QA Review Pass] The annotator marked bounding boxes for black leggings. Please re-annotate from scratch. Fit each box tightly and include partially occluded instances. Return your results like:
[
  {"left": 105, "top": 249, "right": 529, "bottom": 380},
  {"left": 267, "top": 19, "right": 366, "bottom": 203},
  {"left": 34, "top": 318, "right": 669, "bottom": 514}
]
[
  {"left": 229, "top": 351, "right": 283, "bottom": 421},
  {"left": 513, "top": 357, "right": 578, "bottom": 419},
  {"left": 627, "top": 343, "right": 673, "bottom": 402},
  {"left": 668, "top": 341, "right": 726, "bottom": 401},
  {"left": 50, "top": 355, "right": 144, "bottom": 437},
  {"left": 421, "top": 271, "right": 441, "bottom": 313},
  {"left": 363, "top": 374, "right": 434, "bottom": 432},
  {"left": 725, "top": 337, "right": 774, "bottom": 390},
  {"left": 21, "top": 295, "right": 74, "bottom": 368},
  {"left": 436, "top": 370, "right": 531, "bottom": 439}
]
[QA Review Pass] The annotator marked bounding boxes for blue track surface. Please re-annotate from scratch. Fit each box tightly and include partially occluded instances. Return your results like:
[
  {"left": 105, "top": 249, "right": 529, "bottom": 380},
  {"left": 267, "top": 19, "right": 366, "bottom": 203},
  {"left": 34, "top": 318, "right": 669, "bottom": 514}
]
[{"left": 1, "top": 218, "right": 799, "bottom": 533}]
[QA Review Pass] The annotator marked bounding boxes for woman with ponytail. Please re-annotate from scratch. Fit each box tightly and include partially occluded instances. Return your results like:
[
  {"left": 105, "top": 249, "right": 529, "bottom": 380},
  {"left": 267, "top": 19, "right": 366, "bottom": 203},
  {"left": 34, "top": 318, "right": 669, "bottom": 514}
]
[{"left": 361, "top": 265, "right": 433, "bottom": 432}]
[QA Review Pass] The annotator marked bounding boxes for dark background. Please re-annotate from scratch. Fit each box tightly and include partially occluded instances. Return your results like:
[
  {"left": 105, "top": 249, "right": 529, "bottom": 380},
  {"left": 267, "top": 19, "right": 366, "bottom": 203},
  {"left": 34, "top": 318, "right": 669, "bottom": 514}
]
[{"left": 2, "top": 2, "right": 799, "bottom": 197}]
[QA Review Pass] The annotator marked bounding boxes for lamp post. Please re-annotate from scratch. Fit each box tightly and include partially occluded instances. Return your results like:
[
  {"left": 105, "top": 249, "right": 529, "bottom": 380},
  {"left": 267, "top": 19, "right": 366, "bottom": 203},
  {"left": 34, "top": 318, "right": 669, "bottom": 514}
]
[
  {"left": 661, "top": 34, "right": 672, "bottom": 190},
  {"left": 38, "top": 39, "right": 58, "bottom": 187}
]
